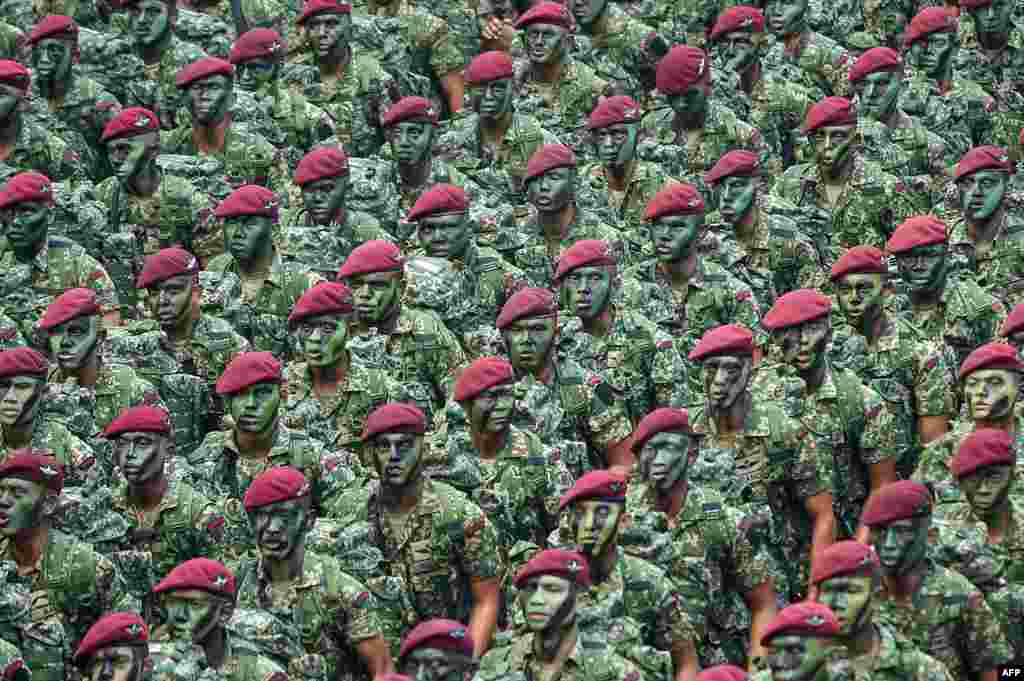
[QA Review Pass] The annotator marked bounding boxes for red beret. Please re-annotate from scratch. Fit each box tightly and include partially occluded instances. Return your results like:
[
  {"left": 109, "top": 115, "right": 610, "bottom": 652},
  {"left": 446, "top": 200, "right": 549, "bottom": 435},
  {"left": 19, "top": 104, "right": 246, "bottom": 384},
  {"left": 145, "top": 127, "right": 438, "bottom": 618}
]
[
  {"left": 288, "top": 282, "right": 354, "bottom": 326},
  {"left": 496, "top": 287, "right": 557, "bottom": 330},
  {"left": 689, "top": 324, "right": 755, "bottom": 360},
  {"left": 1002, "top": 303, "right": 1024, "bottom": 336},
  {"left": 644, "top": 182, "right": 705, "bottom": 221},
  {"left": 29, "top": 15, "right": 78, "bottom": 45},
  {"left": 705, "top": 150, "right": 760, "bottom": 185},
  {"left": 959, "top": 342, "right": 1024, "bottom": 380},
  {"left": 175, "top": 57, "right": 234, "bottom": 89},
  {"left": 762, "top": 289, "right": 832, "bottom": 330},
  {"left": 803, "top": 97, "right": 856, "bottom": 134},
  {"left": 710, "top": 6, "right": 764, "bottom": 41},
  {"left": 407, "top": 184, "right": 469, "bottom": 222},
  {"left": 137, "top": 247, "right": 199, "bottom": 288},
  {"left": 0, "top": 452, "right": 64, "bottom": 493},
  {"left": 656, "top": 46, "right": 709, "bottom": 95},
  {"left": 214, "top": 185, "right": 280, "bottom": 219},
  {"left": 454, "top": 357, "right": 514, "bottom": 402},
  {"left": 554, "top": 240, "right": 616, "bottom": 281},
  {"left": 848, "top": 47, "right": 902, "bottom": 83},
  {"left": 761, "top": 603, "right": 841, "bottom": 645},
  {"left": 830, "top": 245, "right": 888, "bottom": 282},
  {"left": 961, "top": 0, "right": 994, "bottom": 7},
  {"left": 954, "top": 145, "right": 1013, "bottom": 180},
  {"left": 586, "top": 96, "right": 642, "bottom": 130},
  {"left": 885, "top": 215, "right": 947, "bottom": 254},
  {"left": 633, "top": 408, "right": 690, "bottom": 452},
  {"left": 361, "top": 402, "right": 427, "bottom": 441},
  {"left": 243, "top": 466, "right": 312, "bottom": 511},
  {"left": 861, "top": 480, "right": 932, "bottom": 526},
  {"left": 952, "top": 428, "right": 1015, "bottom": 478},
  {"left": 559, "top": 470, "right": 627, "bottom": 510},
  {"left": 153, "top": 558, "right": 236, "bottom": 596},
  {"left": 810, "top": 540, "right": 880, "bottom": 585},
  {"left": 215, "top": 351, "right": 282, "bottom": 395},
  {"left": 514, "top": 2, "right": 574, "bottom": 30},
  {"left": 296, "top": 0, "right": 351, "bottom": 24},
  {"left": 100, "top": 107, "right": 159, "bottom": 144},
  {"left": 399, "top": 620, "right": 475, "bottom": 662},
  {"left": 513, "top": 548, "right": 592, "bottom": 588},
  {"left": 338, "top": 240, "right": 403, "bottom": 279},
  {"left": 103, "top": 405, "right": 172, "bottom": 439},
  {"left": 0, "top": 60, "right": 30, "bottom": 92},
  {"left": 524, "top": 144, "right": 576, "bottom": 183},
  {"left": 904, "top": 7, "right": 957, "bottom": 47},
  {"left": 294, "top": 147, "right": 349, "bottom": 186},
  {"left": 697, "top": 666, "right": 749, "bottom": 681},
  {"left": 39, "top": 288, "right": 99, "bottom": 330},
  {"left": 74, "top": 613, "right": 148, "bottom": 665},
  {"left": 229, "top": 28, "right": 285, "bottom": 64},
  {"left": 0, "top": 347, "right": 49, "bottom": 378},
  {"left": 465, "top": 51, "right": 514, "bottom": 84},
  {"left": 381, "top": 97, "right": 439, "bottom": 128},
  {"left": 0, "top": 172, "right": 53, "bottom": 209}
]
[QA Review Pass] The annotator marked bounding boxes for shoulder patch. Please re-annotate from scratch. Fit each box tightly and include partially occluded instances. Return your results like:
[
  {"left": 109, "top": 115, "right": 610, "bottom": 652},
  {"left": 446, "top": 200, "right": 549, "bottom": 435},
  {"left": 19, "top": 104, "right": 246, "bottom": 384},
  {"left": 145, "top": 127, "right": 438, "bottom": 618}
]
[{"left": 702, "top": 502, "right": 722, "bottom": 517}]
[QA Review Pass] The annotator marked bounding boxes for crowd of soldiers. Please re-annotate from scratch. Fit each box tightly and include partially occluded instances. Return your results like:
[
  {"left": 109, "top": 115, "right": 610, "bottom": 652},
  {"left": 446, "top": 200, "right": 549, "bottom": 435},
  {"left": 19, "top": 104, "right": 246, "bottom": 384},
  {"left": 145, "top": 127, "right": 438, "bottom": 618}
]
[{"left": 0, "top": 0, "right": 1023, "bottom": 676}]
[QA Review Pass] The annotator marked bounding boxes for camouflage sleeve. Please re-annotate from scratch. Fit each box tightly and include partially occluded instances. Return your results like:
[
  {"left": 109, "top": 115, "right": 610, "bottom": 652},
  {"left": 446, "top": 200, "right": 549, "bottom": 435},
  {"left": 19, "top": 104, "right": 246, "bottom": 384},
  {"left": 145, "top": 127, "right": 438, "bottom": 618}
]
[
  {"left": 913, "top": 434, "right": 956, "bottom": 487},
  {"left": 424, "top": 315, "right": 468, "bottom": 403},
  {"left": 581, "top": 373, "right": 635, "bottom": 454},
  {"left": 0, "top": 314, "right": 25, "bottom": 349},
  {"left": 651, "top": 329, "right": 690, "bottom": 409},
  {"left": 959, "top": 587, "right": 1013, "bottom": 672},
  {"left": 914, "top": 340, "right": 955, "bottom": 418},
  {"left": 325, "top": 565, "right": 384, "bottom": 644},
  {"left": 654, "top": 577, "right": 698, "bottom": 650},
  {"left": 723, "top": 507, "right": 772, "bottom": 593},
  {"left": 725, "top": 283, "right": 763, "bottom": 344},
  {"left": 418, "top": 13, "right": 465, "bottom": 79},
  {"left": 857, "top": 382, "right": 898, "bottom": 465},
  {"left": 783, "top": 416, "right": 832, "bottom": 500},
  {"left": 455, "top": 496, "right": 502, "bottom": 580},
  {"left": 95, "top": 549, "right": 143, "bottom": 614},
  {"left": 74, "top": 251, "right": 120, "bottom": 319}
]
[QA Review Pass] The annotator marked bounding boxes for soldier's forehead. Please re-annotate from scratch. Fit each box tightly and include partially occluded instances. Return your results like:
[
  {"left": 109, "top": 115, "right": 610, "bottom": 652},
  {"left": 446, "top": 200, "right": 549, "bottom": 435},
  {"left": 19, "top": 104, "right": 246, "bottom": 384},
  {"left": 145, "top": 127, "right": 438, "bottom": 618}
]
[
  {"left": 164, "top": 588, "right": 212, "bottom": 601},
  {"left": 92, "top": 645, "right": 138, "bottom": 658}
]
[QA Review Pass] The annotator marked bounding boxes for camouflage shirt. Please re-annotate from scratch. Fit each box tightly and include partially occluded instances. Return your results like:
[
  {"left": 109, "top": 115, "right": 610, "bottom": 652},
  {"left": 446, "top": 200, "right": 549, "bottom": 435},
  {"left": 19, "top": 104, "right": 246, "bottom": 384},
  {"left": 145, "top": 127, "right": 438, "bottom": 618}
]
[
  {"left": 0, "top": 115, "right": 83, "bottom": 184},
  {"left": 364, "top": 0, "right": 466, "bottom": 82},
  {"left": 565, "top": 6, "right": 657, "bottom": 98},
  {"left": 0, "top": 418, "right": 96, "bottom": 490},
  {"left": 947, "top": 207, "right": 1024, "bottom": 309},
  {"left": 48, "top": 361, "right": 163, "bottom": 436},
  {"left": 899, "top": 70, "right": 991, "bottom": 162},
  {"left": 276, "top": 207, "right": 391, "bottom": 278},
  {"left": 120, "top": 35, "right": 207, "bottom": 130},
  {"left": 512, "top": 58, "right": 609, "bottom": 155},
  {"left": 760, "top": 30, "right": 852, "bottom": 98},
  {"left": 475, "top": 628, "right": 648, "bottom": 681},
  {"left": 230, "top": 85, "right": 336, "bottom": 171},
  {"left": 848, "top": 623, "right": 955, "bottom": 681}
]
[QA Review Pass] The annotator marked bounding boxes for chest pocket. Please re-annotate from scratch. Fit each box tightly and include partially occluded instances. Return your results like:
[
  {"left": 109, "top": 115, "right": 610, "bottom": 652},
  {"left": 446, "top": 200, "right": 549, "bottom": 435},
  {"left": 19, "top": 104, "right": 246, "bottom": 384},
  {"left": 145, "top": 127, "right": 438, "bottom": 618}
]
[
  {"left": 406, "top": 538, "right": 449, "bottom": 617},
  {"left": 866, "top": 370, "right": 915, "bottom": 453},
  {"left": 20, "top": 616, "right": 66, "bottom": 681},
  {"left": 923, "top": 591, "right": 965, "bottom": 667}
]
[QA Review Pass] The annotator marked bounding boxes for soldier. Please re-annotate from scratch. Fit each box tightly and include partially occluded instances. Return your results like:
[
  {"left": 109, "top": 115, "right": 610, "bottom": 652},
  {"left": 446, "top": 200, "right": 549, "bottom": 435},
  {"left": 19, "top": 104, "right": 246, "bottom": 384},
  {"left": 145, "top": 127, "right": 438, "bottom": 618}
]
[
  {"left": 752, "top": 603, "right": 848, "bottom": 681},
  {"left": 328, "top": 403, "right": 501, "bottom": 654},
  {"left": 336, "top": 240, "right": 466, "bottom": 425},
  {"left": 620, "top": 183, "right": 761, "bottom": 404},
  {"left": 203, "top": 184, "right": 321, "bottom": 359},
  {"left": 398, "top": 620, "right": 476, "bottom": 681},
  {"left": 554, "top": 239, "right": 686, "bottom": 422},
  {"left": 622, "top": 407, "right": 778, "bottom": 668},
  {"left": 829, "top": 246, "right": 953, "bottom": 479},
  {"left": 703, "top": 150, "right": 824, "bottom": 312},
  {"left": 760, "top": 0, "right": 851, "bottom": 98},
  {"left": 687, "top": 324, "right": 833, "bottom": 601},
  {"left": 564, "top": 0, "right": 662, "bottom": 98},
  {"left": 862, "top": 480, "right": 1011, "bottom": 681},
  {"left": 72, "top": 612, "right": 151, "bottom": 681},
  {"left": 1003, "top": 303, "right": 1024, "bottom": 352},
  {"left": 0, "top": 172, "right": 120, "bottom": 339},
  {"left": 280, "top": 146, "right": 390, "bottom": 278},
  {"left": 0, "top": 452, "right": 136, "bottom": 680},
  {"left": 476, "top": 549, "right": 648, "bottom": 681},
  {"left": 0, "top": 641, "right": 28, "bottom": 681},
  {"left": 886, "top": 215, "right": 1007, "bottom": 371},
  {"left": 812, "top": 541, "right": 954, "bottom": 681}
]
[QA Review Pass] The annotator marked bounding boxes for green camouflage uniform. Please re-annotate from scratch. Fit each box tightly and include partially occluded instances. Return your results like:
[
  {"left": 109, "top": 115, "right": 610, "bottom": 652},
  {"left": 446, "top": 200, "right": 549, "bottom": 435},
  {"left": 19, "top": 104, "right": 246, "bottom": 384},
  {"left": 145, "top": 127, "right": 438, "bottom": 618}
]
[
  {"left": 670, "top": 0, "right": 746, "bottom": 46},
  {"left": 147, "top": 640, "right": 207, "bottom": 681},
  {"left": 955, "top": 22, "right": 1024, "bottom": 151},
  {"left": 276, "top": 206, "right": 391, "bottom": 278},
  {"left": 936, "top": 496, "right": 1024, "bottom": 587},
  {"left": 0, "top": 117, "right": 86, "bottom": 184},
  {"left": 475, "top": 629, "right": 648, "bottom": 681},
  {"left": 0, "top": 315, "right": 25, "bottom": 349},
  {"left": 564, "top": 6, "right": 657, "bottom": 98},
  {"left": 946, "top": 208, "right": 1024, "bottom": 309},
  {"left": 899, "top": 69, "right": 992, "bottom": 162},
  {"left": 867, "top": 111, "right": 953, "bottom": 194},
  {"left": 226, "top": 85, "right": 336, "bottom": 172},
  {"left": 845, "top": 623, "right": 955, "bottom": 681},
  {"left": 120, "top": 35, "right": 206, "bottom": 129},
  {"left": 172, "top": 8, "right": 232, "bottom": 59},
  {"left": 760, "top": 31, "right": 853, "bottom": 98},
  {"left": 0, "top": 417, "right": 96, "bottom": 490},
  {"left": 0, "top": 21, "right": 25, "bottom": 60},
  {"left": 75, "top": 28, "right": 140, "bottom": 105},
  {"left": 915, "top": 417, "right": 1024, "bottom": 505},
  {"left": 47, "top": 181, "right": 110, "bottom": 265},
  {"left": 47, "top": 361, "right": 163, "bottom": 437},
  {"left": 748, "top": 74, "right": 815, "bottom": 169},
  {"left": 220, "top": 608, "right": 328, "bottom": 681},
  {"left": 513, "top": 58, "right": 609, "bottom": 154}
]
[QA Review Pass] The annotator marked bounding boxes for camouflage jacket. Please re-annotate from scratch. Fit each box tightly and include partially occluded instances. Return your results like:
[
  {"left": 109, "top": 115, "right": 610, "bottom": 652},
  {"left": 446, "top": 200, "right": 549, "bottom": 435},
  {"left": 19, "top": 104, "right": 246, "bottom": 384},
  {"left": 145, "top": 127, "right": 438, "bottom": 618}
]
[
  {"left": 955, "top": 23, "right": 1024, "bottom": 148},
  {"left": 0, "top": 116, "right": 84, "bottom": 185},
  {"left": 899, "top": 70, "right": 992, "bottom": 162},
  {"left": 120, "top": 35, "right": 207, "bottom": 130},
  {"left": 669, "top": 0, "right": 747, "bottom": 46},
  {"left": 848, "top": 623, "right": 955, "bottom": 681},
  {"left": 172, "top": 7, "right": 232, "bottom": 59},
  {"left": 867, "top": 109, "right": 953, "bottom": 184},
  {"left": 947, "top": 208, "right": 1024, "bottom": 309},
  {"left": 276, "top": 207, "right": 391, "bottom": 278},
  {"left": 474, "top": 628, "right": 648, "bottom": 681},
  {"left": 0, "top": 418, "right": 96, "bottom": 490},
  {"left": 0, "top": 314, "right": 25, "bottom": 350},
  {"left": 228, "top": 85, "right": 336, "bottom": 172},
  {"left": 760, "top": 30, "right": 852, "bottom": 98},
  {"left": 512, "top": 58, "right": 609, "bottom": 154},
  {"left": 0, "top": 20, "right": 24, "bottom": 61},
  {"left": 364, "top": 0, "right": 466, "bottom": 82},
  {"left": 565, "top": 6, "right": 657, "bottom": 97},
  {"left": 748, "top": 73, "right": 816, "bottom": 169},
  {"left": 934, "top": 496, "right": 1024, "bottom": 587},
  {"left": 48, "top": 361, "right": 164, "bottom": 437}
]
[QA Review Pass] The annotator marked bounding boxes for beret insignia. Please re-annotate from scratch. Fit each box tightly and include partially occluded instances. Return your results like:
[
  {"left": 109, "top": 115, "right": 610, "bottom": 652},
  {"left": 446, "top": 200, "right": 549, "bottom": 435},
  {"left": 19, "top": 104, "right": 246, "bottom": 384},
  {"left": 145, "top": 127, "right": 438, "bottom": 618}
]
[
  {"left": 39, "top": 465, "right": 57, "bottom": 478},
  {"left": 609, "top": 481, "right": 623, "bottom": 493},
  {"left": 805, "top": 615, "right": 825, "bottom": 626},
  {"left": 450, "top": 629, "right": 466, "bottom": 639},
  {"left": 567, "top": 559, "right": 581, "bottom": 572},
  {"left": 212, "top": 575, "right": 228, "bottom": 589},
  {"left": 125, "top": 623, "right": 144, "bottom": 638},
  {"left": 135, "top": 114, "right": 150, "bottom": 128}
]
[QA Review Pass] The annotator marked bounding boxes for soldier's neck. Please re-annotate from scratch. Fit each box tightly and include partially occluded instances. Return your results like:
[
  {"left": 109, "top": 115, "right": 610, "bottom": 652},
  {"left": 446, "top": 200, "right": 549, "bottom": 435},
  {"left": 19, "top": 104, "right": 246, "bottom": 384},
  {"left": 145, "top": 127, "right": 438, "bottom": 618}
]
[
  {"left": 12, "top": 524, "right": 49, "bottom": 571},
  {"left": 847, "top": 619, "right": 878, "bottom": 658},
  {"left": 604, "top": 160, "right": 634, "bottom": 192},
  {"left": 138, "top": 32, "right": 172, "bottom": 65},
  {"left": 711, "top": 390, "right": 751, "bottom": 437},
  {"left": 581, "top": 303, "right": 614, "bottom": 338},
  {"left": 532, "top": 58, "right": 564, "bottom": 84},
  {"left": 967, "top": 205, "right": 1005, "bottom": 244},
  {"left": 318, "top": 45, "right": 352, "bottom": 80},
  {"left": 534, "top": 621, "right": 577, "bottom": 664},
  {"left": 355, "top": 304, "right": 400, "bottom": 336},
  {"left": 234, "top": 421, "right": 278, "bottom": 458},
  {"left": 733, "top": 203, "right": 760, "bottom": 245},
  {"left": 656, "top": 478, "right": 688, "bottom": 521},
  {"left": 165, "top": 301, "right": 198, "bottom": 343},
  {"left": 471, "top": 426, "right": 508, "bottom": 460},
  {"left": 907, "top": 282, "right": 945, "bottom": 309},
  {"left": 327, "top": 206, "right": 349, "bottom": 230},
  {"left": 523, "top": 356, "right": 556, "bottom": 384},
  {"left": 192, "top": 116, "right": 231, "bottom": 154},
  {"left": 310, "top": 357, "right": 347, "bottom": 396},
  {"left": 740, "top": 61, "right": 761, "bottom": 95},
  {"left": 981, "top": 499, "right": 1012, "bottom": 544},
  {"left": 881, "top": 562, "right": 926, "bottom": 603},
  {"left": 2, "top": 420, "right": 35, "bottom": 449},
  {"left": 538, "top": 202, "right": 576, "bottom": 242},
  {"left": 69, "top": 350, "right": 102, "bottom": 388},
  {"left": 479, "top": 111, "right": 513, "bottom": 145},
  {"left": 977, "top": 31, "right": 1009, "bottom": 50},
  {"left": 266, "top": 543, "right": 306, "bottom": 582},
  {"left": 822, "top": 155, "right": 854, "bottom": 187},
  {"left": 40, "top": 75, "right": 71, "bottom": 105},
  {"left": 973, "top": 412, "right": 1016, "bottom": 433},
  {"left": 857, "top": 307, "right": 887, "bottom": 347},
  {"left": 398, "top": 158, "right": 433, "bottom": 190},
  {"left": 663, "top": 251, "right": 699, "bottom": 287},
  {"left": 127, "top": 473, "right": 169, "bottom": 511},
  {"left": 11, "top": 234, "right": 46, "bottom": 263},
  {"left": 237, "top": 247, "right": 273, "bottom": 278},
  {"left": 126, "top": 165, "right": 162, "bottom": 197},
  {"left": 797, "top": 358, "right": 827, "bottom": 394},
  {"left": 201, "top": 628, "right": 227, "bottom": 669},
  {"left": 381, "top": 477, "right": 423, "bottom": 513},
  {"left": 0, "top": 112, "right": 21, "bottom": 155},
  {"left": 587, "top": 544, "right": 617, "bottom": 583}
]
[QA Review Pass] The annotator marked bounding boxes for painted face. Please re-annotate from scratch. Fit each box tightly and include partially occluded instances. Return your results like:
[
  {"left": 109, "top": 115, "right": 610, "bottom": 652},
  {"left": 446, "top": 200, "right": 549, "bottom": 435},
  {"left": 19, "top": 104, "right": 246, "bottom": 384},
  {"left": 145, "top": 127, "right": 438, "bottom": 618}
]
[
  {"left": 467, "top": 380, "right": 515, "bottom": 434},
  {"left": 960, "top": 464, "right": 1013, "bottom": 514},
  {"left": 570, "top": 0, "right": 608, "bottom": 26},
  {"left": 766, "top": 0, "right": 806, "bottom": 34},
  {"left": 162, "top": 589, "right": 221, "bottom": 645},
  {"left": 525, "top": 24, "right": 567, "bottom": 65},
  {"left": 229, "top": 381, "right": 281, "bottom": 434},
  {"left": 402, "top": 647, "right": 467, "bottom": 681},
  {"left": 816, "top": 573, "right": 874, "bottom": 636},
  {"left": 114, "top": 430, "right": 168, "bottom": 485},
  {"left": 667, "top": 84, "right": 709, "bottom": 122},
  {"left": 773, "top": 316, "right": 830, "bottom": 373},
  {"left": 562, "top": 265, "right": 613, "bottom": 320},
  {"left": 301, "top": 176, "right": 348, "bottom": 225},
  {"left": 225, "top": 214, "right": 273, "bottom": 265},
  {"left": 964, "top": 368, "right": 1020, "bottom": 422},
  {"left": 717, "top": 175, "right": 757, "bottom": 224},
  {"left": 1, "top": 200, "right": 49, "bottom": 253},
  {"left": 188, "top": 75, "right": 232, "bottom": 126},
  {"left": 959, "top": 170, "right": 1007, "bottom": 223},
  {"left": 371, "top": 432, "right": 423, "bottom": 488},
  {"left": 236, "top": 58, "right": 277, "bottom": 93},
  {"left": 250, "top": 497, "right": 310, "bottom": 561},
  {"left": 908, "top": 32, "right": 955, "bottom": 80},
  {"left": 857, "top": 70, "right": 902, "bottom": 122},
  {"left": 348, "top": 271, "right": 401, "bottom": 324},
  {"left": 835, "top": 272, "right": 885, "bottom": 328},
  {"left": 129, "top": 0, "right": 172, "bottom": 47},
  {"left": 767, "top": 635, "right": 831, "bottom": 681},
  {"left": 639, "top": 431, "right": 690, "bottom": 493},
  {"left": 418, "top": 213, "right": 472, "bottom": 260},
  {"left": 84, "top": 645, "right": 144, "bottom": 681},
  {"left": 872, "top": 517, "right": 928, "bottom": 575},
  {"left": 503, "top": 315, "right": 557, "bottom": 374},
  {"left": 295, "top": 313, "right": 348, "bottom": 367},
  {"left": 107, "top": 135, "right": 156, "bottom": 185},
  {"left": 895, "top": 243, "right": 947, "bottom": 293},
  {"left": 813, "top": 124, "right": 855, "bottom": 177},
  {"left": 389, "top": 121, "right": 433, "bottom": 165},
  {"left": 475, "top": 78, "right": 514, "bottom": 119},
  {"left": 703, "top": 354, "right": 752, "bottom": 409},
  {"left": 150, "top": 273, "right": 193, "bottom": 330},
  {"left": 593, "top": 123, "right": 638, "bottom": 167},
  {"left": 0, "top": 375, "right": 44, "bottom": 428},
  {"left": 716, "top": 31, "right": 758, "bottom": 73},
  {"left": 0, "top": 83, "right": 22, "bottom": 120},
  {"left": 32, "top": 38, "right": 73, "bottom": 85},
  {"left": 0, "top": 476, "right": 46, "bottom": 536},
  {"left": 968, "top": 0, "right": 1012, "bottom": 35},
  {"left": 518, "top": 574, "right": 575, "bottom": 632},
  {"left": 48, "top": 314, "right": 100, "bottom": 371},
  {"left": 569, "top": 499, "right": 623, "bottom": 556},
  {"left": 879, "top": 9, "right": 908, "bottom": 46},
  {"left": 527, "top": 167, "right": 574, "bottom": 213},
  {"left": 651, "top": 213, "right": 705, "bottom": 262},
  {"left": 305, "top": 12, "right": 352, "bottom": 60}
]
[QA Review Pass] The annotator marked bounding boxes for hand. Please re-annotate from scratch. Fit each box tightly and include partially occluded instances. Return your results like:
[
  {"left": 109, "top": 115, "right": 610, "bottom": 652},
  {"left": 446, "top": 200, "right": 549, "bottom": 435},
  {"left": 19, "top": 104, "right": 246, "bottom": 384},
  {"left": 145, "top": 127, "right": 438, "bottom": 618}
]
[{"left": 481, "top": 16, "right": 515, "bottom": 51}]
